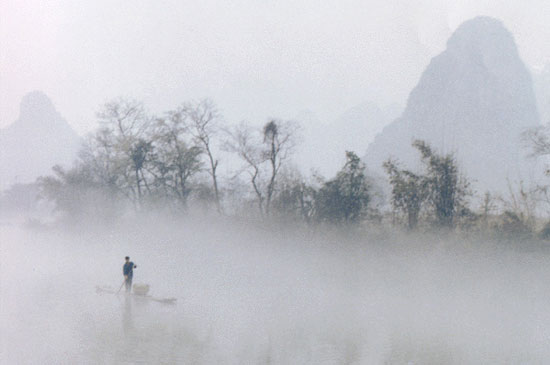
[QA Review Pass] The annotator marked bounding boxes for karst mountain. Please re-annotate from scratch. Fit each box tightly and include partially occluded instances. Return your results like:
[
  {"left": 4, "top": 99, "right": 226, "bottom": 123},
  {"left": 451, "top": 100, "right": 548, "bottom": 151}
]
[{"left": 365, "top": 16, "right": 541, "bottom": 194}]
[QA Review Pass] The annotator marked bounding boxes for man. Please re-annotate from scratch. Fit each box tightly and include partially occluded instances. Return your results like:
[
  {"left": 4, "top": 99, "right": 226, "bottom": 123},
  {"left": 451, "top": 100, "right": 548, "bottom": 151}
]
[{"left": 123, "top": 256, "right": 137, "bottom": 293}]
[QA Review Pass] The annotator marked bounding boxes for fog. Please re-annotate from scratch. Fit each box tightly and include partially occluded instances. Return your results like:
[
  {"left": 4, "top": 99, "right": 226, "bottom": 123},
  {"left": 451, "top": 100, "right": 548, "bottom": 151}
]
[
  {"left": 3, "top": 1, "right": 550, "bottom": 362},
  {"left": 3, "top": 1, "right": 550, "bottom": 135},
  {"left": 3, "top": 216, "right": 550, "bottom": 363}
]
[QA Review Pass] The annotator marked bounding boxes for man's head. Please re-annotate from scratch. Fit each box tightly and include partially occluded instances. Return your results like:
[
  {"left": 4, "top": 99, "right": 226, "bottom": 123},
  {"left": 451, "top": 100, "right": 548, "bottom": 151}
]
[{"left": 125, "top": 256, "right": 130, "bottom": 261}]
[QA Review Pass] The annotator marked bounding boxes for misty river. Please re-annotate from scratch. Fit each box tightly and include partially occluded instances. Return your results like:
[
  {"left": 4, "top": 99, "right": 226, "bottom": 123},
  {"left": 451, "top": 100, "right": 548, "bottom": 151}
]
[{"left": 3, "top": 217, "right": 550, "bottom": 363}]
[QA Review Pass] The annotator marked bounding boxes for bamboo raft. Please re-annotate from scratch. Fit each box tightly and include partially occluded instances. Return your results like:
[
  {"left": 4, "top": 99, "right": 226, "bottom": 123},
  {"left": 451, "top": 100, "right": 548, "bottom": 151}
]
[{"left": 96, "top": 285, "right": 177, "bottom": 305}]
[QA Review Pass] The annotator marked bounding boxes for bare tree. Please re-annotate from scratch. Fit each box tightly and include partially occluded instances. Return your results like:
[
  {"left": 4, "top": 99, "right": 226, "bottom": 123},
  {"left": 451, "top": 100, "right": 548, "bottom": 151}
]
[
  {"left": 97, "top": 98, "right": 150, "bottom": 140},
  {"left": 225, "top": 120, "right": 298, "bottom": 216},
  {"left": 91, "top": 98, "right": 153, "bottom": 208},
  {"left": 479, "top": 191, "right": 497, "bottom": 231},
  {"left": 522, "top": 126, "right": 550, "bottom": 216},
  {"left": 180, "top": 100, "right": 223, "bottom": 212},
  {"left": 262, "top": 120, "right": 298, "bottom": 215},
  {"left": 497, "top": 180, "right": 539, "bottom": 231},
  {"left": 225, "top": 122, "right": 267, "bottom": 214}
]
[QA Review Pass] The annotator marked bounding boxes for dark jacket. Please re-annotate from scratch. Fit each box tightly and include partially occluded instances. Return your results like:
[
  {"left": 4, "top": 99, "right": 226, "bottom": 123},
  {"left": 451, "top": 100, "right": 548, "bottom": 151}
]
[{"left": 123, "top": 261, "right": 136, "bottom": 277}]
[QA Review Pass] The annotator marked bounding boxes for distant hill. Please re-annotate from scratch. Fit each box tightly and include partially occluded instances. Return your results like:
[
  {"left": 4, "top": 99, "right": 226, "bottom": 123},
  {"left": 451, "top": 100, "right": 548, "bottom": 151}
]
[
  {"left": 365, "top": 17, "right": 541, "bottom": 194},
  {"left": 295, "top": 102, "right": 401, "bottom": 178},
  {"left": 0, "top": 91, "right": 81, "bottom": 189}
]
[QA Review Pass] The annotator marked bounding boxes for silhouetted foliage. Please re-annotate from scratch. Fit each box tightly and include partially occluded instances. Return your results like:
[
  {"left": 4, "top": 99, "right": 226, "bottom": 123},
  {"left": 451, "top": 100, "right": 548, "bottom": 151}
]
[
  {"left": 32, "top": 99, "right": 494, "bottom": 235},
  {"left": 38, "top": 164, "right": 120, "bottom": 223},
  {"left": 413, "top": 140, "right": 470, "bottom": 228},
  {"left": 495, "top": 211, "right": 533, "bottom": 238},
  {"left": 384, "top": 159, "right": 428, "bottom": 229},
  {"left": 315, "top": 152, "right": 370, "bottom": 225},
  {"left": 539, "top": 220, "right": 550, "bottom": 240},
  {"left": 271, "top": 172, "right": 316, "bottom": 223},
  {"left": 152, "top": 111, "right": 203, "bottom": 208}
]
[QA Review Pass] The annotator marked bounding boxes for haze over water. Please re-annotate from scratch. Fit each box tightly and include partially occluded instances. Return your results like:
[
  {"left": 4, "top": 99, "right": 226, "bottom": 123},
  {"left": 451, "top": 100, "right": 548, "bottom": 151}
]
[
  {"left": 3, "top": 216, "right": 550, "bottom": 363},
  {"left": 3, "top": 2, "right": 550, "bottom": 364}
]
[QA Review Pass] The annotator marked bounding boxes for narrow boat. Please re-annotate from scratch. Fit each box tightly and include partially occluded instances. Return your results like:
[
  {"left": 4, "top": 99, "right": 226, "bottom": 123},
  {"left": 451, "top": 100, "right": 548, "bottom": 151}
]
[{"left": 96, "top": 285, "right": 177, "bottom": 304}]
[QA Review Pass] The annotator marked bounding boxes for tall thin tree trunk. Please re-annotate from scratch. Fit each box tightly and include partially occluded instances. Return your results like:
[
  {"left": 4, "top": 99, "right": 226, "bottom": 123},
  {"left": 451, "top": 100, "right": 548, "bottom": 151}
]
[{"left": 135, "top": 167, "right": 142, "bottom": 207}]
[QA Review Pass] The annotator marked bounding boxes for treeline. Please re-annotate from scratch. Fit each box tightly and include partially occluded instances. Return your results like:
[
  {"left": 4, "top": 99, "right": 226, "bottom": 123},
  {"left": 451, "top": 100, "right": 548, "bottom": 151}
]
[
  {"left": 34, "top": 98, "right": 550, "bottom": 236},
  {"left": 38, "top": 98, "right": 372, "bottom": 225}
]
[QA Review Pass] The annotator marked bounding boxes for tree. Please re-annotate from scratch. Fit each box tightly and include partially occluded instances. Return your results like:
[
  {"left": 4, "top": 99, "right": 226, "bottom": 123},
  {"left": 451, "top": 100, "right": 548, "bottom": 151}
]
[
  {"left": 413, "top": 140, "right": 470, "bottom": 228},
  {"left": 225, "top": 122, "right": 267, "bottom": 214},
  {"left": 178, "top": 100, "right": 223, "bottom": 212},
  {"left": 130, "top": 138, "right": 153, "bottom": 202},
  {"left": 522, "top": 126, "right": 550, "bottom": 216},
  {"left": 91, "top": 98, "right": 154, "bottom": 209},
  {"left": 262, "top": 120, "right": 298, "bottom": 215},
  {"left": 40, "top": 98, "right": 213, "bottom": 216},
  {"left": 523, "top": 126, "right": 550, "bottom": 158},
  {"left": 497, "top": 180, "right": 538, "bottom": 232},
  {"left": 226, "top": 119, "right": 298, "bottom": 216},
  {"left": 479, "top": 191, "right": 496, "bottom": 231},
  {"left": 79, "top": 129, "right": 126, "bottom": 197},
  {"left": 315, "top": 152, "right": 370, "bottom": 225},
  {"left": 271, "top": 170, "right": 317, "bottom": 223},
  {"left": 151, "top": 110, "right": 203, "bottom": 209},
  {"left": 384, "top": 159, "right": 428, "bottom": 230},
  {"left": 37, "top": 163, "right": 120, "bottom": 224}
]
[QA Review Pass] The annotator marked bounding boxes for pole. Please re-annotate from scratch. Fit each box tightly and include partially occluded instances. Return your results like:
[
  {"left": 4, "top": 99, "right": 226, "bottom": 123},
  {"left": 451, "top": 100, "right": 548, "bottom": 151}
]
[{"left": 117, "top": 278, "right": 126, "bottom": 294}]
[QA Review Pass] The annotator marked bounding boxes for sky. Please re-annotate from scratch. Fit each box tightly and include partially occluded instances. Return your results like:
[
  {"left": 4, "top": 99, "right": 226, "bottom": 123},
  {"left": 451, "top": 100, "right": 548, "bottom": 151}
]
[{"left": 1, "top": 0, "right": 550, "bottom": 135}]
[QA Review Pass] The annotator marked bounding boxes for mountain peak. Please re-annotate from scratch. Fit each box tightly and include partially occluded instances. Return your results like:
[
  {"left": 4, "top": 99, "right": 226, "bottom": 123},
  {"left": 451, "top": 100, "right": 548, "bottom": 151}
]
[
  {"left": 0, "top": 92, "right": 81, "bottom": 188},
  {"left": 446, "top": 17, "right": 520, "bottom": 74},
  {"left": 365, "top": 17, "right": 539, "bottom": 194},
  {"left": 447, "top": 16, "right": 512, "bottom": 48},
  {"left": 19, "top": 91, "right": 58, "bottom": 125}
]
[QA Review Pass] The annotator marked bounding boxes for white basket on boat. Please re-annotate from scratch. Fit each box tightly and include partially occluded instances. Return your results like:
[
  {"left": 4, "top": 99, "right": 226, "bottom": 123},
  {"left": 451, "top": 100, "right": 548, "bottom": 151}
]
[{"left": 133, "top": 283, "right": 150, "bottom": 296}]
